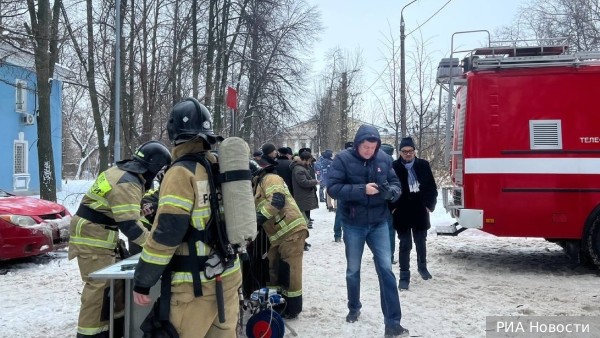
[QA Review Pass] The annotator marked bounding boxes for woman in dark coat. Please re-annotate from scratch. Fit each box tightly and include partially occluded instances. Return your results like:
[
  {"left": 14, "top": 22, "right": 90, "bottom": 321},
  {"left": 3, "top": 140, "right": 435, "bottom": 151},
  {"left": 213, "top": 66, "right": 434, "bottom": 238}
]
[
  {"left": 390, "top": 137, "right": 438, "bottom": 290},
  {"left": 290, "top": 151, "right": 319, "bottom": 228}
]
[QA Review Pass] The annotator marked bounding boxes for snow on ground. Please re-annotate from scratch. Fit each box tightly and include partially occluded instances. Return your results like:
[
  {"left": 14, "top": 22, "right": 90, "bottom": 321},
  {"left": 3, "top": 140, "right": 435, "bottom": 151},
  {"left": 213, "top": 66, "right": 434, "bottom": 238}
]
[{"left": 1, "top": 180, "right": 599, "bottom": 338}]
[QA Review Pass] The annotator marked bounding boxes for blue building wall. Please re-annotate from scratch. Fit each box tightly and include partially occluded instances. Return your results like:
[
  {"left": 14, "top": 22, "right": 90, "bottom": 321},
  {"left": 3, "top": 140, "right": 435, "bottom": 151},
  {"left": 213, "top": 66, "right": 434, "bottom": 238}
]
[{"left": 0, "top": 63, "right": 63, "bottom": 195}]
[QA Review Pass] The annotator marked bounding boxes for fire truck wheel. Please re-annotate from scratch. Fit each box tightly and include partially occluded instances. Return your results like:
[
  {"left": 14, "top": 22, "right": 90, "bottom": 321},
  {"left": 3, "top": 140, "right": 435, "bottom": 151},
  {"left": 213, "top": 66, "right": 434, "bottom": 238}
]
[{"left": 584, "top": 215, "right": 600, "bottom": 269}]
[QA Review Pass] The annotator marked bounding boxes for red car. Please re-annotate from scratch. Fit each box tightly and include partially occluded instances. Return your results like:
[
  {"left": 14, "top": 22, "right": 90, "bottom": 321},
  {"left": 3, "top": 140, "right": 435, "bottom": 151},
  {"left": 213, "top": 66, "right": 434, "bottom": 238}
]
[{"left": 0, "top": 189, "right": 71, "bottom": 260}]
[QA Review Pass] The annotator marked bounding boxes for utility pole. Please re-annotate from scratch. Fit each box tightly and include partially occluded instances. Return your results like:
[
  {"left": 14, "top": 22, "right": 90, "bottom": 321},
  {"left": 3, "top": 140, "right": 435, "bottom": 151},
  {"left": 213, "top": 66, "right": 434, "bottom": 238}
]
[
  {"left": 114, "top": 0, "right": 121, "bottom": 161},
  {"left": 400, "top": 0, "right": 417, "bottom": 138},
  {"left": 340, "top": 71, "right": 348, "bottom": 150}
]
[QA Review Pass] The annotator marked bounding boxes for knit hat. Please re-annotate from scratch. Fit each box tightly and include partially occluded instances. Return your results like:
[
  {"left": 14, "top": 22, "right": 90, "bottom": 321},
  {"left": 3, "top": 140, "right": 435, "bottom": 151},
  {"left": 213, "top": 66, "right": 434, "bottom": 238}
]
[
  {"left": 261, "top": 143, "right": 277, "bottom": 156},
  {"left": 252, "top": 150, "right": 262, "bottom": 157},
  {"left": 399, "top": 137, "right": 415, "bottom": 150},
  {"left": 299, "top": 148, "right": 311, "bottom": 156},
  {"left": 286, "top": 147, "right": 293, "bottom": 155},
  {"left": 277, "top": 147, "right": 290, "bottom": 155},
  {"left": 380, "top": 143, "right": 394, "bottom": 156}
]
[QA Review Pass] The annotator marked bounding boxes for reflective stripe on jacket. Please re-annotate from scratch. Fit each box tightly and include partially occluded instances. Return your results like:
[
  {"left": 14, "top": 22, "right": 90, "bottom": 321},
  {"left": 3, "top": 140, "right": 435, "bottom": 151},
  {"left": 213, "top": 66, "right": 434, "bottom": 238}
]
[
  {"left": 134, "top": 141, "right": 240, "bottom": 292},
  {"left": 254, "top": 173, "right": 308, "bottom": 245},
  {"left": 69, "top": 166, "right": 148, "bottom": 258}
]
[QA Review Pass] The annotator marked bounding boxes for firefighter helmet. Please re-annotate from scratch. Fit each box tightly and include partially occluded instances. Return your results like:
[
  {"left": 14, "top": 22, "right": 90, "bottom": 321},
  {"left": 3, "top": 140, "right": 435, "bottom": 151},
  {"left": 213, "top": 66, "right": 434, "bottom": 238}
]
[
  {"left": 133, "top": 141, "right": 172, "bottom": 175},
  {"left": 167, "top": 98, "right": 224, "bottom": 145}
]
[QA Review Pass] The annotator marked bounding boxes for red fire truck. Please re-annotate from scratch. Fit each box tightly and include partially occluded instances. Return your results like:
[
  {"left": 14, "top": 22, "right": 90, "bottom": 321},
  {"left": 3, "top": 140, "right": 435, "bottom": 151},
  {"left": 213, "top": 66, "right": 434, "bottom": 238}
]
[{"left": 437, "top": 38, "right": 600, "bottom": 268}]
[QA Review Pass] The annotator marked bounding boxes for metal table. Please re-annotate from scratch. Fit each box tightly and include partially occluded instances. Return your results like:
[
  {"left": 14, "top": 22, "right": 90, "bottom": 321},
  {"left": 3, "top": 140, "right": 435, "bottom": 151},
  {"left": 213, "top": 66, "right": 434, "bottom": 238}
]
[{"left": 89, "top": 254, "right": 160, "bottom": 338}]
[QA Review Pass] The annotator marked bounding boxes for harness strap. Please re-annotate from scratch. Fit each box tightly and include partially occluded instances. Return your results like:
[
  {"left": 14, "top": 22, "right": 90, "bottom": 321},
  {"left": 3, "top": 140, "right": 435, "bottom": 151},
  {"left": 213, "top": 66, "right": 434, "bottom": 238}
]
[{"left": 75, "top": 204, "right": 118, "bottom": 230}]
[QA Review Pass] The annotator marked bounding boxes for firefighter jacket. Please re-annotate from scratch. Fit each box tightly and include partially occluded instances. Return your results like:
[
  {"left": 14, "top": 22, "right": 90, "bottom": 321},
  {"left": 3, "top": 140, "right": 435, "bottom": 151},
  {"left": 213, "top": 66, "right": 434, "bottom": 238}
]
[
  {"left": 133, "top": 141, "right": 241, "bottom": 296},
  {"left": 68, "top": 166, "right": 149, "bottom": 259},
  {"left": 253, "top": 173, "right": 308, "bottom": 246}
]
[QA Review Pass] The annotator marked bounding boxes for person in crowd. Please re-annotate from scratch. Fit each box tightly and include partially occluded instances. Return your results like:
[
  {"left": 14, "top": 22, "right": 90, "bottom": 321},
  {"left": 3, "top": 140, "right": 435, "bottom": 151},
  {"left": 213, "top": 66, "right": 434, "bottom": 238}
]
[
  {"left": 315, "top": 150, "right": 334, "bottom": 209},
  {"left": 380, "top": 143, "right": 397, "bottom": 264},
  {"left": 132, "top": 98, "right": 241, "bottom": 338},
  {"left": 257, "top": 143, "right": 278, "bottom": 167},
  {"left": 291, "top": 151, "right": 319, "bottom": 229},
  {"left": 253, "top": 150, "right": 263, "bottom": 162},
  {"left": 327, "top": 125, "right": 409, "bottom": 338},
  {"left": 69, "top": 141, "right": 171, "bottom": 338},
  {"left": 252, "top": 164, "right": 309, "bottom": 319},
  {"left": 332, "top": 142, "right": 353, "bottom": 242},
  {"left": 276, "top": 147, "right": 295, "bottom": 195},
  {"left": 390, "top": 137, "right": 438, "bottom": 290}
]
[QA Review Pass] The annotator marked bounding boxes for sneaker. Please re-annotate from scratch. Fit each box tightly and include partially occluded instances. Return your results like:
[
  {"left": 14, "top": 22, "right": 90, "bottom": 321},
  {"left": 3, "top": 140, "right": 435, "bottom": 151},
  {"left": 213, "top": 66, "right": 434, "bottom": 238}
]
[
  {"left": 307, "top": 223, "right": 313, "bottom": 229},
  {"left": 304, "top": 243, "right": 310, "bottom": 251},
  {"left": 384, "top": 325, "right": 409, "bottom": 337},
  {"left": 346, "top": 310, "right": 360, "bottom": 323},
  {"left": 334, "top": 237, "right": 342, "bottom": 243}
]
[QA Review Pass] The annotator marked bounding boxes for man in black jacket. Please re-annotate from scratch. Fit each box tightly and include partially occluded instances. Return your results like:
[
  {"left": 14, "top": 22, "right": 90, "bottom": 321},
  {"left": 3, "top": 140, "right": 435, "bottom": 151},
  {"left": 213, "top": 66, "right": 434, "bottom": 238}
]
[{"left": 390, "top": 137, "right": 438, "bottom": 290}]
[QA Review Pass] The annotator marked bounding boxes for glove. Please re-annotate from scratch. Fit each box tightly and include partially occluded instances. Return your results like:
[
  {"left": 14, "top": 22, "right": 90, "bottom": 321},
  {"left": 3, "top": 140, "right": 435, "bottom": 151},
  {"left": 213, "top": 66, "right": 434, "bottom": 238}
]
[
  {"left": 271, "top": 192, "right": 285, "bottom": 210},
  {"left": 378, "top": 182, "right": 393, "bottom": 201},
  {"left": 256, "top": 212, "right": 268, "bottom": 227}
]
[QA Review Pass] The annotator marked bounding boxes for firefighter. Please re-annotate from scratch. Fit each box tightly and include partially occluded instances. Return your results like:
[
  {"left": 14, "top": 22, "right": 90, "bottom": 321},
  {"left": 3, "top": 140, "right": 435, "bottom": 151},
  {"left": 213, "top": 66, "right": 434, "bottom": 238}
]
[
  {"left": 68, "top": 140, "right": 172, "bottom": 338},
  {"left": 132, "top": 98, "right": 242, "bottom": 338},
  {"left": 252, "top": 164, "right": 309, "bottom": 319}
]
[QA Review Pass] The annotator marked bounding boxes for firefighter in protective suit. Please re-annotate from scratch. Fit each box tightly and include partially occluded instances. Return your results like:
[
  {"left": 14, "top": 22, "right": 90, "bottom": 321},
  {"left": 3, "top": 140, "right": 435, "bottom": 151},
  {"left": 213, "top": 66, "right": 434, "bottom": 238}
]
[
  {"left": 252, "top": 164, "right": 309, "bottom": 319},
  {"left": 133, "top": 98, "right": 242, "bottom": 338},
  {"left": 68, "top": 140, "right": 172, "bottom": 338}
]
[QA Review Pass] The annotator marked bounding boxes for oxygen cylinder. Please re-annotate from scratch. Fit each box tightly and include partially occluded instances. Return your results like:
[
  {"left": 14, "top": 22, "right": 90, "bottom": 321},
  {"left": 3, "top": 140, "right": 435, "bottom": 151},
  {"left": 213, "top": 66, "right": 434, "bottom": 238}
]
[{"left": 218, "top": 137, "right": 258, "bottom": 246}]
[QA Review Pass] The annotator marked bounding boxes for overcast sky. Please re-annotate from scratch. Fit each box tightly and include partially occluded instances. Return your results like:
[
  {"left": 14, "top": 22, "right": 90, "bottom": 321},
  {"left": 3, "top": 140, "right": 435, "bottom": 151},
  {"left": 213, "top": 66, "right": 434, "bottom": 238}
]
[{"left": 305, "top": 0, "right": 527, "bottom": 109}]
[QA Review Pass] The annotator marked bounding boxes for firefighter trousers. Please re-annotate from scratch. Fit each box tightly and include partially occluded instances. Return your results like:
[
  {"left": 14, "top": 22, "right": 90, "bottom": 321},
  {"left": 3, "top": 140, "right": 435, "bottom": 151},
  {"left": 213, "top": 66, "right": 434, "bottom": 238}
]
[
  {"left": 76, "top": 253, "right": 124, "bottom": 337},
  {"left": 267, "top": 229, "right": 308, "bottom": 316},
  {"left": 169, "top": 269, "right": 242, "bottom": 338}
]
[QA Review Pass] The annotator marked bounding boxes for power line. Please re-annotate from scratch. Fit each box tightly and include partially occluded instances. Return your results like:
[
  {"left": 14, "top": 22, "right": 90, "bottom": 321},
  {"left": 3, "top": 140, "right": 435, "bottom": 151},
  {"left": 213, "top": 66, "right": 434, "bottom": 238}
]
[
  {"left": 361, "top": 0, "right": 454, "bottom": 96},
  {"left": 407, "top": 0, "right": 453, "bottom": 37}
]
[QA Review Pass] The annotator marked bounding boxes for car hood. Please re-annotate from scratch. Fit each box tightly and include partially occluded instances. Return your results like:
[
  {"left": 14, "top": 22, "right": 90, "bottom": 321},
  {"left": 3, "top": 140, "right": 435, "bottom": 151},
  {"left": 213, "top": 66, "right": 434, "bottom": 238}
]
[{"left": 0, "top": 196, "right": 66, "bottom": 215}]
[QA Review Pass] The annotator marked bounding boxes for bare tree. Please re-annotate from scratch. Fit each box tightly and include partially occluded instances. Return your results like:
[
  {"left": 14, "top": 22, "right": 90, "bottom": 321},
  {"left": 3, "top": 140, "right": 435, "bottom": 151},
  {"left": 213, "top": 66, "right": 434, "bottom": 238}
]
[
  {"left": 405, "top": 33, "right": 440, "bottom": 167},
  {"left": 497, "top": 0, "right": 600, "bottom": 51},
  {"left": 26, "top": 0, "right": 62, "bottom": 201}
]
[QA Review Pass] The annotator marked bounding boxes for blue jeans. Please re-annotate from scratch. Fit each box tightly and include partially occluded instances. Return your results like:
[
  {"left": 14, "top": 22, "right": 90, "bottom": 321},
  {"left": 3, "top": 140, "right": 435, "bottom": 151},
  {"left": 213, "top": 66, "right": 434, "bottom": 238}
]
[
  {"left": 334, "top": 211, "right": 343, "bottom": 239},
  {"left": 388, "top": 214, "right": 395, "bottom": 261},
  {"left": 343, "top": 221, "right": 402, "bottom": 327}
]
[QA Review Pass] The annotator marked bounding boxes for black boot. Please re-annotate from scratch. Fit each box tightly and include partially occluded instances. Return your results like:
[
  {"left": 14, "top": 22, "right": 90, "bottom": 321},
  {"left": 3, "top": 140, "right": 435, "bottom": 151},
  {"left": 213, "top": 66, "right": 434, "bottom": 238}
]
[
  {"left": 398, "top": 270, "right": 410, "bottom": 290},
  {"left": 417, "top": 261, "right": 432, "bottom": 280}
]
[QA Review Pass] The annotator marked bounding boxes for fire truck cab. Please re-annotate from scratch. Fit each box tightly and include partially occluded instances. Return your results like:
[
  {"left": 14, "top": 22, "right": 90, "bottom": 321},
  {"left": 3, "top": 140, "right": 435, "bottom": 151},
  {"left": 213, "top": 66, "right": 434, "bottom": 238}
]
[{"left": 437, "top": 38, "right": 600, "bottom": 268}]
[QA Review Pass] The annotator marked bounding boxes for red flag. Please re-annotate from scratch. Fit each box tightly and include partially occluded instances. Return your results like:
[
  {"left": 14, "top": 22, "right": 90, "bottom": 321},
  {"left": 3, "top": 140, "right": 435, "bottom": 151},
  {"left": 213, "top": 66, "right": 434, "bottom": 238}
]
[{"left": 226, "top": 86, "right": 237, "bottom": 110}]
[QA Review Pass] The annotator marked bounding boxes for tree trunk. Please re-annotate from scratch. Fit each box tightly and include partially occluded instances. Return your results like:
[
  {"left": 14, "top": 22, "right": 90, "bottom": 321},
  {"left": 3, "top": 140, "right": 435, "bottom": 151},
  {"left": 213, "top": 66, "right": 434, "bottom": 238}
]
[{"left": 27, "top": 0, "right": 61, "bottom": 201}]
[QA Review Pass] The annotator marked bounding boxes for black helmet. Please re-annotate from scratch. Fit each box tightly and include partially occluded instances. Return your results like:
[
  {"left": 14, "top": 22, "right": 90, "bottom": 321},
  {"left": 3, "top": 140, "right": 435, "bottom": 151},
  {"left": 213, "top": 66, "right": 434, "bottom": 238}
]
[
  {"left": 133, "top": 141, "right": 172, "bottom": 175},
  {"left": 167, "top": 98, "right": 224, "bottom": 145}
]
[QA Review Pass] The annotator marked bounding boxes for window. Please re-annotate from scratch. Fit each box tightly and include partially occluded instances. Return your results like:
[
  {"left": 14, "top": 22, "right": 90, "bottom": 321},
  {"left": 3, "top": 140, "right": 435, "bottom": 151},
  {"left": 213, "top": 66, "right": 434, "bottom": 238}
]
[
  {"left": 15, "top": 79, "right": 27, "bottom": 112},
  {"left": 14, "top": 139, "right": 27, "bottom": 175},
  {"left": 13, "top": 133, "right": 30, "bottom": 191}
]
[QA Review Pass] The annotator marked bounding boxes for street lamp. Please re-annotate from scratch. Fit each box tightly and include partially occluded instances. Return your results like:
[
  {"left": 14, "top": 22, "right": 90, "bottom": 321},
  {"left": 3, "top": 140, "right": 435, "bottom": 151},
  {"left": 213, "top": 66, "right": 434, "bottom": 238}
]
[{"left": 400, "top": 0, "right": 417, "bottom": 138}]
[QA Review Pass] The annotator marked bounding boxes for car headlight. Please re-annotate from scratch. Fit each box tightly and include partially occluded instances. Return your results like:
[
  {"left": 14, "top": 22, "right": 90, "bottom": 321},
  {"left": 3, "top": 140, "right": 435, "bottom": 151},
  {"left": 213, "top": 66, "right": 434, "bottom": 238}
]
[{"left": 0, "top": 215, "right": 37, "bottom": 227}]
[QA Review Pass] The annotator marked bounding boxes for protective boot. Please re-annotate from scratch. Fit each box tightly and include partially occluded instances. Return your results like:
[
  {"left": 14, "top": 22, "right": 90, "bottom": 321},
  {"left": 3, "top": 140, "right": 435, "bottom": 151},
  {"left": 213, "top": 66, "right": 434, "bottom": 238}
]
[
  {"left": 398, "top": 270, "right": 410, "bottom": 290},
  {"left": 417, "top": 261, "right": 432, "bottom": 280}
]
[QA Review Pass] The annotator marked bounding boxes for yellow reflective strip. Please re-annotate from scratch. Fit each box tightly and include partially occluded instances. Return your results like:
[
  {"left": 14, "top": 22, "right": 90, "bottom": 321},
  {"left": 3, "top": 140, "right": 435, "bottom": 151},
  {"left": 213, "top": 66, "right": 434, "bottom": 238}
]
[
  {"left": 269, "top": 218, "right": 304, "bottom": 242},
  {"left": 78, "top": 325, "right": 109, "bottom": 335},
  {"left": 140, "top": 250, "right": 172, "bottom": 265},
  {"left": 257, "top": 200, "right": 274, "bottom": 218},
  {"left": 112, "top": 204, "right": 140, "bottom": 214},
  {"left": 75, "top": 217, "right": 85, "bottom": 237},
  {"left": 69, "top": 236, "right": 116, "bottom": 249},
  {"left": 85, "top": 192, "right": 110, "bottom": 207},
  {"left": 159, "top": 195, "right": 193, "bottom": 212},
  {"left": 264, "top": 184, "right": 285, "bottom": 195},
  {"left": 281, "top": 289, "right": 302, "bottom": 297},
  {"left": 171, "top": 259, "right": 241, "bottom": 284},
  {"left": 191, "top": 208, "right": 210, "bottom": 230}
]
